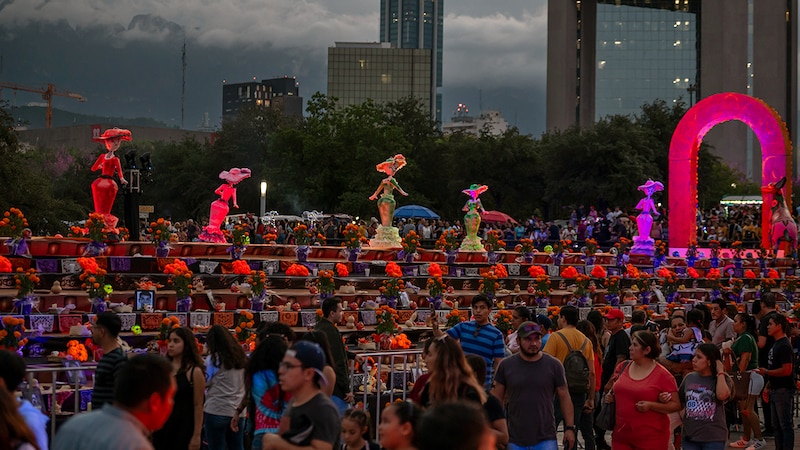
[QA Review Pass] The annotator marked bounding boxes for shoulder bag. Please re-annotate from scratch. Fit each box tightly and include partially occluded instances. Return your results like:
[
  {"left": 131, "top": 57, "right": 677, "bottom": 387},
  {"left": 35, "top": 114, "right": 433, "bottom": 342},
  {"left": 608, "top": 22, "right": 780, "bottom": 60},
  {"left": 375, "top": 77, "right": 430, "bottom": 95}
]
[
  {"left": 595, "top": 360, "right": 631, "bottom": 431},
  {"left": 728, "top": 336, "right": 752, "bottom": 402}
]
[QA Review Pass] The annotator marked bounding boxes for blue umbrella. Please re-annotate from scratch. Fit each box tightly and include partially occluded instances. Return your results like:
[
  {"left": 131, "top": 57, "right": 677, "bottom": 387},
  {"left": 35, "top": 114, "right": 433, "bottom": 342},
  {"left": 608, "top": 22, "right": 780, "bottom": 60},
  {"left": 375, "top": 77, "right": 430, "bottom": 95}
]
[{"left": 394, "top": 204, "right": 440, "bottom": 219}]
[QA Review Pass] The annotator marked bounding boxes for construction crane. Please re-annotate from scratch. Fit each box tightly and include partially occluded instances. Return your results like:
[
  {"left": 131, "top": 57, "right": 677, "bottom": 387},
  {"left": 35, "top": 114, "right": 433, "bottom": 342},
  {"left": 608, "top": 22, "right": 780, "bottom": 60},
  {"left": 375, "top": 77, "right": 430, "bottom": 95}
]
[{"left": 0, "top": 82, "right": 86, "bottom": 128}]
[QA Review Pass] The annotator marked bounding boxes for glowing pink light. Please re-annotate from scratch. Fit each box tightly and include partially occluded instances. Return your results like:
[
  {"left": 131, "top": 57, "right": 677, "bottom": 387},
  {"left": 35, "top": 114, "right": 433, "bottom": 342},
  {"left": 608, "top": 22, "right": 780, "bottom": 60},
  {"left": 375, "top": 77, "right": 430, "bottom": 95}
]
[{"left": 669, "top": 92, "right": 792, "bottom": 250}]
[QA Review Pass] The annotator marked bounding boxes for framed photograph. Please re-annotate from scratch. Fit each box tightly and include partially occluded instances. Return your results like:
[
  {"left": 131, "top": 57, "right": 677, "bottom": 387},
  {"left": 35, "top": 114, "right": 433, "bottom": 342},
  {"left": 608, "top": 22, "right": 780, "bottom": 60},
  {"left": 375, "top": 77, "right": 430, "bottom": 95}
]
[
  {"left": 135, "top": 289, "right": 154, "bottom": 311},
  {"left": 63, "top": 360, "right": 86, "bottom": 386}
]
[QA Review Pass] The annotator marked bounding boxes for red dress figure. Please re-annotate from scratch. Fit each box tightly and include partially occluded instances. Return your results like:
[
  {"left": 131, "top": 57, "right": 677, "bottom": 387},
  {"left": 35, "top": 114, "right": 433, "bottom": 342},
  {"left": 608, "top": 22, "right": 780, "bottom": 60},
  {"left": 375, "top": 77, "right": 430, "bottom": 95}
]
[
  {"left": 200, "top": 168, "right": 252, "bottom": 243},
  {"left": 91, "top": 128, "right": 130, "bottom": 232}
]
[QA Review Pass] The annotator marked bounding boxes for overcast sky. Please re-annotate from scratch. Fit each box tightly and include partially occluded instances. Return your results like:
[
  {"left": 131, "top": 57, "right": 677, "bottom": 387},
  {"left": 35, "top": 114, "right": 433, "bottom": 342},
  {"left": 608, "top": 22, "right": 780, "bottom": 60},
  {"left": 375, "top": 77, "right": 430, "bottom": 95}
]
[{"left": 0, "top": 0, "right": 548, "bottom": 132}]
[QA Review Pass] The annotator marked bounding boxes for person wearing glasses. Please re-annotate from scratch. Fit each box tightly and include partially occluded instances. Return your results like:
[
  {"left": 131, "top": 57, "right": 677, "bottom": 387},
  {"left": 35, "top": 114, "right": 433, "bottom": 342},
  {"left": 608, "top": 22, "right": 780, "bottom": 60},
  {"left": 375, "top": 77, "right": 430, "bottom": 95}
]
[
  {"left": 262, "top": 341, "right": 341, "bottom": 450},
  {"left": 432, "top": 294, "right": 505, "bottom": 390}
]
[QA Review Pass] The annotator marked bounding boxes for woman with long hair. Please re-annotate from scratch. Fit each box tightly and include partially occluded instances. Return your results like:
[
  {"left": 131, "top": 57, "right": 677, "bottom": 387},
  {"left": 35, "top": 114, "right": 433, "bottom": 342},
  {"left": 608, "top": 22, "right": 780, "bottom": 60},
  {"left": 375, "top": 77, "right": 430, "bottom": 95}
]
[
  {"left": 606, "top": 330, "right": 680, "bottom": 450},
  {"left": 234, "top": 334, "right": 289, "bottom": 450},
  {"left": 418, "top": 336, "right": 486, "bottom": 408},
  {"left": 300, "top": 331, "right": 337, "bottom": 398},
  {"left": 577, "top": 319, "right": 601, "bottom": 450},
  {"left": 153, "top": 327, "right": 206, "bottom": 450},
  {"left": 679, "top": 343, "right": 732, "bottom": 450},
  {"left": 204, "top": 325, "right": 248, "bottom": 450},
  {"left": 0, "top": 387, "right": 38, "bottom": 450},
  {"left": 724, "top": 313, "right": 764, "bottom": 449}
]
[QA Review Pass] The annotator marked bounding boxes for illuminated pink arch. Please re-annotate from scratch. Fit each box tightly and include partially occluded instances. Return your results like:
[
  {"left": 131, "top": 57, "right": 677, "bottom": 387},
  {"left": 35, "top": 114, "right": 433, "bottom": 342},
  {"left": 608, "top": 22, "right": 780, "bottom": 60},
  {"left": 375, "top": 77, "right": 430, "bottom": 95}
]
[{"left": 669, "top": 92, "right": 793, "bottom": 250}]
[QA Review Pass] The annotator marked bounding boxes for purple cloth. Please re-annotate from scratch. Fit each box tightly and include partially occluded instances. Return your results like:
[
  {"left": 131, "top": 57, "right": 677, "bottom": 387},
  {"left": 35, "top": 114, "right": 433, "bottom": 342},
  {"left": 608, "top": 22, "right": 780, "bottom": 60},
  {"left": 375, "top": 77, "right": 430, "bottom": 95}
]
[
  {"left": 110, "top": 257, "right": 131, "bottom": 272},
  {"left": 36, "top": 259, "right": 58, "bottom": 273}
]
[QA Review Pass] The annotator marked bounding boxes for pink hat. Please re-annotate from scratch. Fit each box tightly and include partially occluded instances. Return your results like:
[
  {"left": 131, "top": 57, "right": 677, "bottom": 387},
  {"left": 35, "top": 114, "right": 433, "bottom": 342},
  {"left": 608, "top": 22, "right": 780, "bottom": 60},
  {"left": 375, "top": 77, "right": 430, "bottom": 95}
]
[
  {"left": 93, "top": 128, "right": 132, "bottom": 142},
  {"left": 219, "top": 168, "right": 252, "bottom": 184}
]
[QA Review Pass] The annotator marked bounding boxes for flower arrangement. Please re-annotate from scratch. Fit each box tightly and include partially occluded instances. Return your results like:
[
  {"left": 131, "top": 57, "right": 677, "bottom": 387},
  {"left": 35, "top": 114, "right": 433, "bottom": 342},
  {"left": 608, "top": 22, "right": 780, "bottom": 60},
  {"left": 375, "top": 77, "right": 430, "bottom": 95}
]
[
  {"left": 604, "top": 276, "right": 621, "bottom": 295},
  {"left": 744, "top": 270, "right": 756, "bottom": 279},
  {"left": 631, "top": 272, "right": 652, "bottom": 292},
  {"left": 158, "top": 316, "right": 181, "bottom": 343},
  {"left": 552, "top": 239, "right": 571, "bottom": 255},
  {"left": 232, "top": 259, "right": 251, "bottom": 275},
  {"left": 135, "top": 278, "right": 163, "bottom": 291},
  {"left": 286, "top": 264, "right": 310, "bottom": 277},
  {"left": 730, "top": 241, "right": 744, "bottom": 258},
  {"left": 375, "top": 305, "right": 400, "bottom": 335},
  {"left": 758, "top": 277, "right": 777, "bottom": 296},
  {"left": 315, "top": 308, "right": 324, "bottom": 323},
  {"left": 77, "top": 257, "right": 110, "bottom": 299},
  {"left": 479, "top": 268, "right": 501, "bottom": 297},
  {"left": 573, "top": 273, "right": 594, "bottom": 299},
  {"left": 335, "top": 263, "right": 349, "bottom": 277},
  {"left": 515, "top": 238, "right": 536, "bottom": 255},
  {"left": 766, "top": 269, "right": 780, "bottom": 279},
  {"left": 229, "top": 224, "right": 249, "bottom": 246},
  {"left": 248, "top": 270, "right": 267, "bottom": 298},
  {"left": 263, "top": 232, "right": 278, "bottom": 243},
  {"left": 343, "top": 223, "right": 368, "bottom": 250},
  {"left": 85, "top": 213, "right": 108, "bottom": 242},
  {"left": 445, "top": 309, "right": 465, "bottom": 328},
  {"left": 147, "top": 218, "right": 171, "bottom": 245},
  {"left": 656, "top": 267, "right": 680, "bottom": 300},
  {"left": 625, "top": 264, "right": 639, "bottom": 278},
  {"left": 426, "top": 263, "right": 446, "bottom": 300},
  {"left": 14, "top": 267, "right": 39, "bottom": 297},
  {"left": 584, "top": 238, "right": 598, "bottom": 256},
  {"left": 727, "top": 278, "right": 745, "bottom": 303},
  {"left": 533, "top": 274, "right": 551, "bottom": 297},
  {"left": 293, "top": 224, "right": 315, "bottom": 246},
  {"left": 390, "top": 333, "right": 412, "bottom": 349},
  {"left": 0, "top": 256, "right": 11, "bottom": 272},
  {"left": 560, "top": 266, "right": 579, "bottom": 279},
  {"left": 0, "top": 316, "right": 27, "bottom": 350},
  {"left": 0, "top": 208, "right": 28, "bottom": 238},
  {"left": 493, "top": 309, "right": 513, "bottom": 335},
  {"left": 653, "top": 240, "right": 667, "bottom": 260},
  {"left": 316, "top": 270, "right": 336, "bottom": 295},
  {"left": 614, "top": 237, "right": 631, "bottom": 253},
  {"left": 380, "top": 262, "right": 405, "bottom": 306},
  {"left": 547, "top": 306, "right": 561, "bottom": 331},
  {"left": 528, "top": 265, "right": 546, "bottom": 277},
  {"left": 484, "top": 229, "right": 506, "bottom": 252},
  {"left": 591, "top": 265, "right": 607, "bottom": 278},
  {"left": 234, "top": 311, "right": 256, "bottom": 345},
  {"left": 435, "top": 229, "right": 460, "bottom": 253},
  {"left": 687, "top": 267, "right": 700, "bottom": 279},
  {"left": 708, "top": 240, "right": 721, "bottom": 259},
  {"left": 66, "top": 340, "right": 89, "bottom": 362},
  {"left": 163, "top": 259, "right": 193, "bottom": 298},
  {"left": 400, "top": 230, "right": 421, "bottom": 255}
]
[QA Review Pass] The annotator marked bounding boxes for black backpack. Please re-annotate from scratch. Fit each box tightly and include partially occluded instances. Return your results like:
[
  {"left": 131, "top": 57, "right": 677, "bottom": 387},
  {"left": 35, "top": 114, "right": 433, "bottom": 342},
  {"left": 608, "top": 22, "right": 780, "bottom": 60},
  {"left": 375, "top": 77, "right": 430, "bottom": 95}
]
[{"left": 556, "top": 332, "right": 590, "bottom": 394}]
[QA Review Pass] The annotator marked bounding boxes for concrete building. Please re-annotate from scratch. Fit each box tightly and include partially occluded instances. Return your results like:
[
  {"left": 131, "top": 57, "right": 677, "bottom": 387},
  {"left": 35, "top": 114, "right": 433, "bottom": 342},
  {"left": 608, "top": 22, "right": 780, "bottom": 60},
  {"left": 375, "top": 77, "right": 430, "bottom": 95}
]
[
  {"left": 442, "top": 104, "right": 509, "bottom": 136},
  {"left": 380, "top": 0, "right": 443, "bottom": 123},
  {"left": 327, "top": 42, "right": 433, "bottom": 114},
  {"left": 221, "top": 76, "right": 303, "bottom": 123},
  {"left": 547, "top": 0, "right": 797, "bottom": 182}
]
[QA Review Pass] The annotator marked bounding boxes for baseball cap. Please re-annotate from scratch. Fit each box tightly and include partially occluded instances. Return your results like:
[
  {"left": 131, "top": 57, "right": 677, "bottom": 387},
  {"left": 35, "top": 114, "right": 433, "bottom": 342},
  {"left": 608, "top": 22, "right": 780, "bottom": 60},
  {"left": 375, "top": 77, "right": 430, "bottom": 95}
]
[
  {"left": 517, "top": 321, "right": 544, "bottom": 338},
  {"left": 286, "top": 341, "right": 328, "bottom": 386},
  {"left": 604, "top": 309, "right": 625, "bottom": 321}
]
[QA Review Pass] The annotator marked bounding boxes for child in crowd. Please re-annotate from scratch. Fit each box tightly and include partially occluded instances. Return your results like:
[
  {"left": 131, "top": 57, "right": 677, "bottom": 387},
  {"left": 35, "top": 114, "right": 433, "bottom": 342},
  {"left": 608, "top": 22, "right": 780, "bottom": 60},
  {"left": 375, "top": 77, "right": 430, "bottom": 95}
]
[
  {"left": 341, "top": 409, "right": 380, "bottom": 450},
  {"left": 665, "top": 316, "right": 702, "bottom": 362},
  {"left": 378, "top": 402, "right": 420, "bottom": 450}
]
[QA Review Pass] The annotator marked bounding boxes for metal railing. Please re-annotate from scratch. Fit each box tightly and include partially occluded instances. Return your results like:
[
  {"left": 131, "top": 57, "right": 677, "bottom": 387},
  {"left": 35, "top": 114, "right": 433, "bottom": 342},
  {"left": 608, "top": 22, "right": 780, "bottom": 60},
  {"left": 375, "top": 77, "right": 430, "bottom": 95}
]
[
  {"left": 23, "top": 363, "right": 97, "bottom": 441},
  {"left": 350, "top": 349, "right": 425, "bottom": 438}
]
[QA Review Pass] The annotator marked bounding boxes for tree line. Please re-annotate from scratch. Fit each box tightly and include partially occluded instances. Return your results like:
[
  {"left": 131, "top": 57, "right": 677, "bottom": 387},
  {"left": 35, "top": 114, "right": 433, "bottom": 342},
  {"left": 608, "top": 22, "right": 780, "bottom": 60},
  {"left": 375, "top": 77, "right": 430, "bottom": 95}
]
[{"left": 0, "top": 96, "right": 752, "bottom": 235}]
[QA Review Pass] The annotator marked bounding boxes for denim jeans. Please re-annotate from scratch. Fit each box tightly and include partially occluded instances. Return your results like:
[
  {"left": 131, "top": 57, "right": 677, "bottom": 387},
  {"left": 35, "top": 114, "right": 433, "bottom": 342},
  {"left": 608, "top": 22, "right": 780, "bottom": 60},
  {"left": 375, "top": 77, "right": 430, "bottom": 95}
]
[
  {"left": 508, "top": 440, "right": 558, "bottom": 450},
  {"left": 769, "top": 388, "right": 796, "bottom": 450},
  {"left": 680, "top": 439, "right": 725, "bottom": 450},
  {"left": 204, "top": 412, "right": 245, "bottom": 450},
  {"left": 554, "top": 392, "right": 586, "bottom": 431},
  {"left": 331, "top": 395, "right": 349, "bottom": 417}
]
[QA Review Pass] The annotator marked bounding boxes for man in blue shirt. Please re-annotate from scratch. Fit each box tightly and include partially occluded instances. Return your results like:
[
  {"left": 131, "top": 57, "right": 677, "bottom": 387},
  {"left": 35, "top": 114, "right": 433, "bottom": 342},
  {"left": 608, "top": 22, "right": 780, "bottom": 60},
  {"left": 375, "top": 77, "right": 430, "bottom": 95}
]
[{"left": 432, "top": 294, "right": 505, "bottom": 389}]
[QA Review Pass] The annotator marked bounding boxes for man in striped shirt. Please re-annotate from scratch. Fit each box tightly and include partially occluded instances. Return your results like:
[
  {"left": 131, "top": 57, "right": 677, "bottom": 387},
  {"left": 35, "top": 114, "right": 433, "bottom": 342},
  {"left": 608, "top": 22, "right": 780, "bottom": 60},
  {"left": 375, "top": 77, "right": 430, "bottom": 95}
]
[
  {"left": 433, "top": 294, "right": 505, "bottom": 389},
  {"left": 90, "top": 312, "right": 128, "bottom": 409}
]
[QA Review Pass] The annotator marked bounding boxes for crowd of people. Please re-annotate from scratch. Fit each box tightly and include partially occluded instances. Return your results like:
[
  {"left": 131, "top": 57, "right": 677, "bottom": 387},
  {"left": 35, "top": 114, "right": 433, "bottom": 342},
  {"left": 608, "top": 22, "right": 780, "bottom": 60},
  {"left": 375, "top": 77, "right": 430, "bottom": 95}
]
[
  {"left": 1, "top": 293, "right": 798, "bottom": 450},
  {"left": 142, "top": 202, "right": 771, "bottom": 252}
]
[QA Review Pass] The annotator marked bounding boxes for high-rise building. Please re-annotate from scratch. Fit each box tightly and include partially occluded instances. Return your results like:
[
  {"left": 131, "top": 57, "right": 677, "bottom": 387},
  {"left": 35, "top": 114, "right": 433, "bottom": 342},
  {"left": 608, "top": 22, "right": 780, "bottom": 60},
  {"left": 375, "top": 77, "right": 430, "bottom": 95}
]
[
  {"left": 327, "top": 42, "right": 433, "bottom": 113},
  {"left": 547, "top": 0, "right": 797, "bottom": 182},
  {"left": 221, "top": 76, "right": 303, "bottom": 123},
  {"left": 380, "top": 0, "right": 443, "bottom": 122}
]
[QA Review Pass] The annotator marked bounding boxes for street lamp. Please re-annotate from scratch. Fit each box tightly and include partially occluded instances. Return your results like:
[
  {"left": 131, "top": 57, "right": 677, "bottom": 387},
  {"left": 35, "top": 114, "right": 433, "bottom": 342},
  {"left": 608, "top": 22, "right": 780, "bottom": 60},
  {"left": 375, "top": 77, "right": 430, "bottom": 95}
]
[{"left": 260, "top": 181, "right": 267, "bottom": 217}]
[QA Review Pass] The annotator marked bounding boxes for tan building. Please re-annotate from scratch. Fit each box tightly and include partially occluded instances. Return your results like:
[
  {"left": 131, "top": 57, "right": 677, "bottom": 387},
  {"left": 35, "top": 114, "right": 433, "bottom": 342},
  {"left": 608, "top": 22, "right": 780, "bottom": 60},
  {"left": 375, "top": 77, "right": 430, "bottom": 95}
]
[
  {"left": 327, "top": 42, "right": 433, "bottom": 118},
  {"left": 547, "top": 0, "right": 797, "bottom": 182}
]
